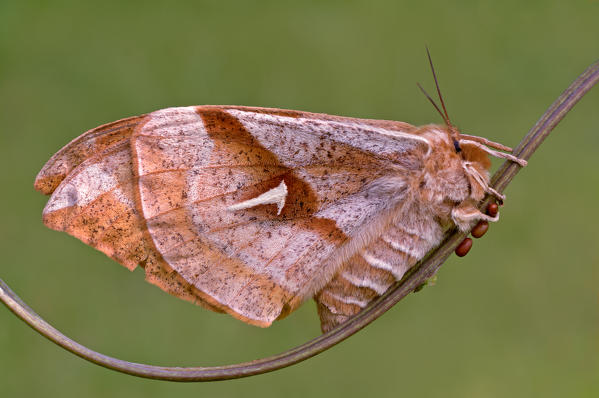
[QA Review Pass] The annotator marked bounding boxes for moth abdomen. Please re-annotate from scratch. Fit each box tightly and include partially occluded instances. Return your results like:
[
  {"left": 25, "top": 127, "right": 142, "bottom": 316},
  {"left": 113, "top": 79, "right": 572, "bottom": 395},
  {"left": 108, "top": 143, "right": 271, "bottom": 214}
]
[{"left": 315, "top": 221, "right": 439, "bottom": 332}]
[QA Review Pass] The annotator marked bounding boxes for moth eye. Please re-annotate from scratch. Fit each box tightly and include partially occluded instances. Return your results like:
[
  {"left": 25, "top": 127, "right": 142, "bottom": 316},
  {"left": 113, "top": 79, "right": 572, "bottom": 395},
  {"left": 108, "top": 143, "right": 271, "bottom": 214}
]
[
  {"left": 453, "top": 139, "right": 462, "bottom": 153},
  {"left": 455, "top": 238, "right": 472, "bottom": 257}
]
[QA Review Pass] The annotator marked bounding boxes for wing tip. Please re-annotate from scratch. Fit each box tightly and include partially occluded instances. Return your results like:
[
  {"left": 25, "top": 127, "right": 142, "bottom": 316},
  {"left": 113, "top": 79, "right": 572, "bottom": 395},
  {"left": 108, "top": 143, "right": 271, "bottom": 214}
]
[
  {"left": 34, "top": 171, "right": 64, "bottom": 195},
  {"left": 34, "top": 114, "right": 146, "bottom": 196}
]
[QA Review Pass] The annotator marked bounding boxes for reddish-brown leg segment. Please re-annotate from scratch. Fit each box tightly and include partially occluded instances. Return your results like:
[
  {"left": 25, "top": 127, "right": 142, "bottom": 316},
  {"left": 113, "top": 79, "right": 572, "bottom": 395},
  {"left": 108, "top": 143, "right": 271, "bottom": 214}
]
[
  {"left": 486, "top": 203, "right": 499, "bottom": 217},
  {"left": 455, "top": 238, "right": 473, "bottom": 257},
  {"left": 455, "top": 202, "right": 498, "bottom": 257},
  {"left": 471, "top": 221, "right": 489, "bottom": 238}
]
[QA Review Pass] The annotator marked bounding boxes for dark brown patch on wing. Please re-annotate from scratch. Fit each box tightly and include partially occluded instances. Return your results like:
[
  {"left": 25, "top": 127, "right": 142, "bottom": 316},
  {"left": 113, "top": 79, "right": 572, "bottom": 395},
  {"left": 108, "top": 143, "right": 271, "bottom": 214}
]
[{"left": 198, "top": 107, "right": 326, "bottom": 219}]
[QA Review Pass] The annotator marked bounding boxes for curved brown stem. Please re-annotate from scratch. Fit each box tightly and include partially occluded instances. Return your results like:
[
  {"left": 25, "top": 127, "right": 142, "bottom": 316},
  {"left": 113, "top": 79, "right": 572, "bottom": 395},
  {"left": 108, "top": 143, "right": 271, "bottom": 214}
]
[{"left": 2, "top": 59, "right": 598, "bottom": 382}]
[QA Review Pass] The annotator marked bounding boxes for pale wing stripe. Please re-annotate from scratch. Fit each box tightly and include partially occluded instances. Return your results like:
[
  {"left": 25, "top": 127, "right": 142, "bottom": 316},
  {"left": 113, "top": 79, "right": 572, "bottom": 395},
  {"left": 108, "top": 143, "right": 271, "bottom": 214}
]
[
  {"left": 113, "top": 187, "right": 135, "bottom": 208},
  {"left": 136, "top": 107, "right": 211, "bottom": 177},
  {"left": 44, "top": 151, "right": 131, "bottom": 213},
  {"left": 227, "top": 109, "right": 431, "bottom": 164},
  {"left": 340, "top": 271, "right": 389, "bottom": 295},
  {"left": 139, "top": 106, "right": 203, "bottom": 137},
  {"left": 361, "top": 252, "right": 403, "bottom": 280},
  {"left": 328, "top": 292, "right": 369, "bottom": 308}
]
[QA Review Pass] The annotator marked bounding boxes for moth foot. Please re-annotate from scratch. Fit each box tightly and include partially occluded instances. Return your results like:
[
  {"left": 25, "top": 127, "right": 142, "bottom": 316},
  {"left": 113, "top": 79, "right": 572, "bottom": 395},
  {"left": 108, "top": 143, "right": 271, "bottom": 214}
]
[
  {"left": 455, "top": 202, "right": 499, "bottom": 256},
  {"left": 452, "top": 204, "right": 499, "bottom": 232},
  {"left": 471, "top": 221, "right": 489, "bottom": 238},
  {"left": 455, "top": 238, "right": 473, "bottom": 257}
]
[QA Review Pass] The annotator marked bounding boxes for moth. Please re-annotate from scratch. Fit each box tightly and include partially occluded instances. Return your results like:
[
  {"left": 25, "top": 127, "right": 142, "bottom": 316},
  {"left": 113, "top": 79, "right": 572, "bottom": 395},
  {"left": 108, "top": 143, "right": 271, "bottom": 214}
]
[{"left": 35, "top": 61, "right": 527, "bottom": 333}]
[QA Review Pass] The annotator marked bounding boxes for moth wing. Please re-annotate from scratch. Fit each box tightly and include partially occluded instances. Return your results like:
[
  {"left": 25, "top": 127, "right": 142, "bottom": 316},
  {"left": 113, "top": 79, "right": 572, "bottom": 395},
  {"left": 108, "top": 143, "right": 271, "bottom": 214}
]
[
  {"left": 34, "top": 115, "right": 144, "bottom": 195},
  {"left": 133, "top": 106, "right": 428, "bottom": 326},
  {"left": 39, "top": 138, "right": 225, "bottom": 313}
]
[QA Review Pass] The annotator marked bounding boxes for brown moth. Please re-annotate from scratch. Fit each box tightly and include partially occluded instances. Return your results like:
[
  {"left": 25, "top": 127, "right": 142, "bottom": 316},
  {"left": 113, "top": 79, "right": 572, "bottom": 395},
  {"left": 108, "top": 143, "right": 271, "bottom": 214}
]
[{"left": 34, "top": 64, "right": 527, "bottom": 333}]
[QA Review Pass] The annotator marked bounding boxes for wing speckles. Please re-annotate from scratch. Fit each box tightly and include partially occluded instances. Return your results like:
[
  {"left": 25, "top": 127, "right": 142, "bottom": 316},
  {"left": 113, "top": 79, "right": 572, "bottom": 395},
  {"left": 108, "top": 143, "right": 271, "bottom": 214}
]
[{"left": 44, "top": 155, "right": 124, "bottom": 213}]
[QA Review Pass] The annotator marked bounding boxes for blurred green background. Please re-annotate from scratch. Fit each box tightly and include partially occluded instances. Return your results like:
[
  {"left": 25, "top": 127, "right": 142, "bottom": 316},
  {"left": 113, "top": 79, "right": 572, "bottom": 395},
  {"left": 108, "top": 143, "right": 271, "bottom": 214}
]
[{"left": 1, "top": 1, "right": 598, "bottom": 397}]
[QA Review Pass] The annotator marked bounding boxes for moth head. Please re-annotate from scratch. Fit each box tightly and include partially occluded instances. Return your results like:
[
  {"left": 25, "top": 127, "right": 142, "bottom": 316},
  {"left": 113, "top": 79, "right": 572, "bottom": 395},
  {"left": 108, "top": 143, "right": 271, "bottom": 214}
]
[
  {"left": 417, "top": 48, "right": 527, "bottom": 204},
  {"left": 419, "top": 124, "right": 521, "bottom": 204},
  {"left": 411, "top": 124, "right": 485, "bottom": 204}
]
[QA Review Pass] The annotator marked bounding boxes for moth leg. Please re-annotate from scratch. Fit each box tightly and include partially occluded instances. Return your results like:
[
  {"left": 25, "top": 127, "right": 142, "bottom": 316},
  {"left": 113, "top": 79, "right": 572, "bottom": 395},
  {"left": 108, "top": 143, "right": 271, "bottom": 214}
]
[
  {"left": 455, "top": 238, "right": 473, "bottom": 257},
  {"left": 454, "top": 202, "right": 499, "bottom": 256},
  {"left": 451, "top": 202, "right": 499, "bottom": 232},
  {"left": 470, "top": 203, "right": 498, "bottom": 238},
  {"left": 471, "top": 220, "right": 489, "bottom": 238}
]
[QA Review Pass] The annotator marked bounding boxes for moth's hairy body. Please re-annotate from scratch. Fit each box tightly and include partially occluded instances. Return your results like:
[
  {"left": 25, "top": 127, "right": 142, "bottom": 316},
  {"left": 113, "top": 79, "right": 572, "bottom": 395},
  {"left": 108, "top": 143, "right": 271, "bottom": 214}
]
[
  {"left": 316, "top": 127, "right": 491, "bottom": 331},
  {"left": 35, "top": 105, "right": 511, "bottom": 332}
]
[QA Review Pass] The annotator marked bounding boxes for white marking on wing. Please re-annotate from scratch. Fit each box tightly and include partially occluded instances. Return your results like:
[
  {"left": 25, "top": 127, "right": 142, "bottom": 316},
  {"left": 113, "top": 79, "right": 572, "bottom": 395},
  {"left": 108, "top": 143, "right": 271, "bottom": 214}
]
[
  {"left": 113, "top": 187, "right": 135, "bottom": 208},
  {"left": 140, "top": 106, "right": 202, "bottom": 138},
  {"left": 227, "top": 180, "right": 288, "bottom": 215},
  {"left": 328, "top": 292, "right": 369, "bottom": 308},
  {"left": 44, "top": 162, "right": 118, "bottom": 213},
  {"left": 137, "top": 107, "right": 211, "bottom": 177},
  {"left": 227, "top": 109, "right": 431, "bottom": 163},
  {"left": 341, "top": 272, "right": 389, "bottom": 295},
  {"left": 361, "top": 252, "right": 403, "bottom": 279}
]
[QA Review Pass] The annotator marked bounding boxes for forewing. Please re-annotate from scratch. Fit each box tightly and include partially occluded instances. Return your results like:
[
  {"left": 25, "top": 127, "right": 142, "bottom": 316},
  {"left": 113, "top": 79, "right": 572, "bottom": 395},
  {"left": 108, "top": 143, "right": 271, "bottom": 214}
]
[
  {"left": 40, "top": 139, "right": 226, "bottom": 313},
  {"left": 132, "top": 106, "right": 427, "bottom": 326},
  {"left": 35, "top": 115, "right": 144, "bottom": 195}
]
